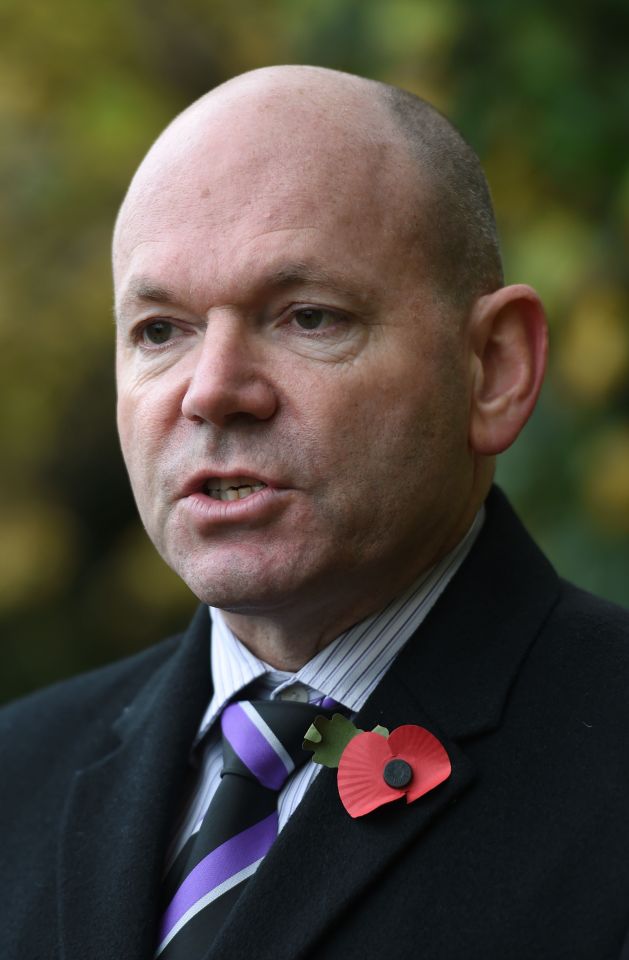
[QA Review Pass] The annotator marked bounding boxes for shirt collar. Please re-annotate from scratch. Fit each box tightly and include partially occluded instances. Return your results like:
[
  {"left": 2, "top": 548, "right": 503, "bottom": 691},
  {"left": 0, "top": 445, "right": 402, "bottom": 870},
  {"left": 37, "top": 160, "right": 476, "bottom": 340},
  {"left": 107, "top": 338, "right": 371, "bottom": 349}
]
[{"left": 196, "top": 506, "right": 484, "bottom": 743}]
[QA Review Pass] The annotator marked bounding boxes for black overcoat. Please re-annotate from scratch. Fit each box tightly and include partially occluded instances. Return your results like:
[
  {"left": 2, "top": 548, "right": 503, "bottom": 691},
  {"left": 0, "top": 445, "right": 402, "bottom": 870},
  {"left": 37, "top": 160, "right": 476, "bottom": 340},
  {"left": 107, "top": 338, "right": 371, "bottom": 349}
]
[{"left": 2, "top": 489, "right": 629, "bottom": 959}]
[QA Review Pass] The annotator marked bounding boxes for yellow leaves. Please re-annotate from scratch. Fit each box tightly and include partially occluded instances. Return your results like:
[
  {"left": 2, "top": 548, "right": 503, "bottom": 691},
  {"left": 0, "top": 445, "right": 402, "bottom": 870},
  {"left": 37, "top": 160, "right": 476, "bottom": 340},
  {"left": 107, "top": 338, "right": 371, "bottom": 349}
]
[
  {"left": 583, "top": 427, "right": 629, "bottom": 535},
  {"left": 366, "top": 0, "right": 459, "bottom": 61},
  {"left": 108, "top": 524, "right": 194, "bottom": 613},
  {"left": 0, "top": 502, "right": 77, "bottom": 611},
  {"left": 483, "top": 145, "right": 544, "bottom": 228},
  {"left": 369, "top": 0, "right": 457, "bottom": 110},
  {"left": 60, "top": 80, "right": 176, "bottom": 184},
  {"left": 507, "top": 209, "right": 593, "bottom": 316},
  {"left": 557, "top": 289, "right": 629, "bottom": 404}
]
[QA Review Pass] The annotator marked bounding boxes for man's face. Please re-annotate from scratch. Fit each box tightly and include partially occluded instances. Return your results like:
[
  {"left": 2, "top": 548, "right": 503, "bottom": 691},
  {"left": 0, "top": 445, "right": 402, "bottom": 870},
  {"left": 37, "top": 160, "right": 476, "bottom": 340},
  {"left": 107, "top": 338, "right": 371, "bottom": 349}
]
[{"left": 115, "top": 90, "right": 476, "bottom": 628}]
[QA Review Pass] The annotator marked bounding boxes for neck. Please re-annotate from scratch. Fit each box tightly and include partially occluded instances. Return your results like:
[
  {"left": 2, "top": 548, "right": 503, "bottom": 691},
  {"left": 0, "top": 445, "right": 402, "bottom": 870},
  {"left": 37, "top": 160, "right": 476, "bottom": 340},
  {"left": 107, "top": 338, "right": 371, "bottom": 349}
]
[{"left": 219, "top": 613, "right": 343, "bottom": 671}]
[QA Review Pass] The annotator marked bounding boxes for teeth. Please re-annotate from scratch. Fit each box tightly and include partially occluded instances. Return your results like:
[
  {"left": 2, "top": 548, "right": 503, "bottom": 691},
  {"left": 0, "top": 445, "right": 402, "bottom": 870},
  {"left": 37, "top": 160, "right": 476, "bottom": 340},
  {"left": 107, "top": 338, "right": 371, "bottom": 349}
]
[
  {"left": 205, "top": 478, "right": 267, "bottom": 501},
  {"left": 220, "top": 476, "right": 253, "bottom": 490}
]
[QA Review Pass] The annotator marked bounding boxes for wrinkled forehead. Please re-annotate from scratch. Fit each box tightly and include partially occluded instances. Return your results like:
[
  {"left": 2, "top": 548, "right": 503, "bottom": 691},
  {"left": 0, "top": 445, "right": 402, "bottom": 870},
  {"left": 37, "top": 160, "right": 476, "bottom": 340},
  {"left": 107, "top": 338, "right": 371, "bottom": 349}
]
[{"left": 113, "top": 82, "right": 421, "bottom": 283}]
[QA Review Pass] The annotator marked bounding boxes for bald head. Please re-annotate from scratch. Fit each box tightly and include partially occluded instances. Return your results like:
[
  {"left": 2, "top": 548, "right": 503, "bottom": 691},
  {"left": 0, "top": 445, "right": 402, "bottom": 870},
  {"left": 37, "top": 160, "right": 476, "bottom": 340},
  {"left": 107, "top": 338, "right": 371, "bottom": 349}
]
[
  {"left": 114, "top": 64, "right": 546, "bottom": 650},
  {"left": 114, "top": 66, "right": 502, "bottom": 312}
]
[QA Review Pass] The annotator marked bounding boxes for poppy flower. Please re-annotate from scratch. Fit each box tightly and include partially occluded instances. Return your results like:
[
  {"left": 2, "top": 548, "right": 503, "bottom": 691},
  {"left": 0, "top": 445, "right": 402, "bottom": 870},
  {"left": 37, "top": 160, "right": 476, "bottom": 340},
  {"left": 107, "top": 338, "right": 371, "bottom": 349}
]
[{"left": 337, "top": 724, "right": 451, "bottom": 818}]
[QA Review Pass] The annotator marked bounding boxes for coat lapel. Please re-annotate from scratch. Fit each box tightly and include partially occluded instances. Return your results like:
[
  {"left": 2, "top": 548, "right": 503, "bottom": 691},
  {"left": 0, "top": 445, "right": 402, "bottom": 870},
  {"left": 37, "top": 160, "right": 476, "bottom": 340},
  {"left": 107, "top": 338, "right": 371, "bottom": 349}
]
[
  {"left": 205, "top": 488, "right": 561, "bottom": 960},
  {"left": 58, "top": 605, "right": 213, "bottom": 960}
]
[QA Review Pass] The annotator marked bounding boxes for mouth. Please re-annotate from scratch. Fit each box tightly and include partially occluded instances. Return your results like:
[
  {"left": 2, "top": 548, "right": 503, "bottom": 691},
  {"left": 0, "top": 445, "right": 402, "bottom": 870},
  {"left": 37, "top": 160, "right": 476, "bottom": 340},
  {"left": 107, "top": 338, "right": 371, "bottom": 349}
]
[{"left": 203, "top": 476, "right": 268, "bottom": 502}]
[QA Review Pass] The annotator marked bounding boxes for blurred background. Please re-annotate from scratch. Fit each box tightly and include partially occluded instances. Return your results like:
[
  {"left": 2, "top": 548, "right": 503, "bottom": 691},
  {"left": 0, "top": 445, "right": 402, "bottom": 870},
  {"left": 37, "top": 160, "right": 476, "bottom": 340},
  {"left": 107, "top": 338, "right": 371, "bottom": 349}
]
[{"left": 2, "top": 0, "right": 628, "bottom": 703}]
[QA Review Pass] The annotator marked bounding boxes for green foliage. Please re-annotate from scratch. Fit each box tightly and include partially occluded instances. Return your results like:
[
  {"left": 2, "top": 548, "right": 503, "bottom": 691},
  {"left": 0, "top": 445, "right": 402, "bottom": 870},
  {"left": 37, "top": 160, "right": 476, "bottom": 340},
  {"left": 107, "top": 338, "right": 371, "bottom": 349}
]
[{"left": 2, "top": 0, "right": 628, "bottom": 702}]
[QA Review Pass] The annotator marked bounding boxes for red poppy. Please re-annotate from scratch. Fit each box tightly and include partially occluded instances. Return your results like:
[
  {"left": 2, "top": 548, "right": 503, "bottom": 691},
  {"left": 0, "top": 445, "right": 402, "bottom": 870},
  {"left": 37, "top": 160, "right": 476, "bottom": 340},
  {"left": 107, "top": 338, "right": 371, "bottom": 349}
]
[{"left": 337, "top": 724, "right": 451, "bottom": 818}]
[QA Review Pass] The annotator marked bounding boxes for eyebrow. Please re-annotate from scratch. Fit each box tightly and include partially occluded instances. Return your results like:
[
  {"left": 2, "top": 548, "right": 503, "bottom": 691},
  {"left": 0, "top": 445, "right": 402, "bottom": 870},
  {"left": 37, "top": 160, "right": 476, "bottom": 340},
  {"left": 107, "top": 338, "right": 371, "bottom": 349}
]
[
  {"left": 264, "top": 262, "right": 354, "bottom": 294},
  {"left": 117, "top": 261, "right": 370, "bottom": 318},
  {"left": 119, "top": 280, "right": 178, "bottom": 309}
]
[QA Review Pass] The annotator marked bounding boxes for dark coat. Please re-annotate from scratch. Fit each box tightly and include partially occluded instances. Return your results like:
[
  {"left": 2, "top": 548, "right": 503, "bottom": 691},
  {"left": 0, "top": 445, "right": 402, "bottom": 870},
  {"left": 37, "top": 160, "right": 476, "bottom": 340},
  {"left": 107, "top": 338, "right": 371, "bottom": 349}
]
[{"left": 2, "top": 488, "right": 629, "bottom": 959}]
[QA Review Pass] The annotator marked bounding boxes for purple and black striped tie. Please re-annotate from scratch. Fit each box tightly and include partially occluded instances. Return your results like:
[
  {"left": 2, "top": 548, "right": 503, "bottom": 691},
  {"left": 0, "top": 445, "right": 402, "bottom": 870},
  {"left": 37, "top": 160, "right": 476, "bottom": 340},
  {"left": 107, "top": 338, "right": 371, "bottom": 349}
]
[{"left": 155, "top": 699, "right": 332, "bottom": 957}]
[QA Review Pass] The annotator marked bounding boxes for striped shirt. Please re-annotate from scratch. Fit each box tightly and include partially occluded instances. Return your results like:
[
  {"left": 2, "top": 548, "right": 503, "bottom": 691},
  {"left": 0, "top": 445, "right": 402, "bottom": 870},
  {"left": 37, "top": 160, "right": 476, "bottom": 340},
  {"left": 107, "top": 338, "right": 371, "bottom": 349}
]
[{"left": 165, "top": 507, "right": 484, "bottom": 867}]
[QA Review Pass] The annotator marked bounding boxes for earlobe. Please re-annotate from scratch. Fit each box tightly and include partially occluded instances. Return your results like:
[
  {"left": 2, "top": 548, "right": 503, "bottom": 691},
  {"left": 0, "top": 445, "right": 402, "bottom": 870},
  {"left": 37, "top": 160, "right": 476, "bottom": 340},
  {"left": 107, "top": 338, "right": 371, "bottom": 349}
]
[{"left": 468, "top": 284, "right": 548, "bottom": 456}]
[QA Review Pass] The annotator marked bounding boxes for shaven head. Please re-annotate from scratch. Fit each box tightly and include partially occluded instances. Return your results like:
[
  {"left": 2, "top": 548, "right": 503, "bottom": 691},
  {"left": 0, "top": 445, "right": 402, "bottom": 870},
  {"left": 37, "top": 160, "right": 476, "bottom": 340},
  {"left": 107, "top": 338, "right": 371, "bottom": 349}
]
[
  {"left": 380, "top": 83, "right": 503, "bottom": 307},
  {"left": 114, "top": 64, "right": 546, "bottom": 660},
  {"left": 114, "top": 65, "right": 502, "bottom": 315}
]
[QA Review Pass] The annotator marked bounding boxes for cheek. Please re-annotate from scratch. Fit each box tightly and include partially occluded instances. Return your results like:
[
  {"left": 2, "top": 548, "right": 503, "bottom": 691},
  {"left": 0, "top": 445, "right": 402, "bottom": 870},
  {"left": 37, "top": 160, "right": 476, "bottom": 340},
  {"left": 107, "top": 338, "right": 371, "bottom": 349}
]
[
  {"left": 116, "top": 394, "right": 135, "bottom": 464},
  {"left": 300, "top": 379, "right": 430, "bottom": 514},
  {"left": 116, "top": 342, "right": 187, "bottom": 449},
  {"left": 116, "top": 387, "right": 174, "bottom": 506},
  {"left": 337, "top": 367, "right": 468, "bottom": 497}
]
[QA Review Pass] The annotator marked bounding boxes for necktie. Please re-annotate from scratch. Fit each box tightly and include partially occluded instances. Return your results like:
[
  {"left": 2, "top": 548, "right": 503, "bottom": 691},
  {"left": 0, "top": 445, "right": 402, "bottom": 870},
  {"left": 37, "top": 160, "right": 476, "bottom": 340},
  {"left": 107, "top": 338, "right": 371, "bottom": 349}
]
[{"left": 155, "top": 698, "right": 330, "bottom": 958}]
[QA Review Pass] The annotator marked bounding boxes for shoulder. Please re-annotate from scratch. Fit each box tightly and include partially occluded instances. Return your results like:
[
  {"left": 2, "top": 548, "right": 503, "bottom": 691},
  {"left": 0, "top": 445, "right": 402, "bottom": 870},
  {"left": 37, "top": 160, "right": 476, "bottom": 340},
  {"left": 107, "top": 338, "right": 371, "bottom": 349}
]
[
  {"left": 554, "top": 577, "right": 629, "bottom": 630},
  {"left": 542, "top": 578, "right": 629, "bottom": 657},
  {"left": 483, "top": 486, "right": 629, "bottom": 667},
  {"left": 524, "top": 578, "right": 629, "bottom": 723}
]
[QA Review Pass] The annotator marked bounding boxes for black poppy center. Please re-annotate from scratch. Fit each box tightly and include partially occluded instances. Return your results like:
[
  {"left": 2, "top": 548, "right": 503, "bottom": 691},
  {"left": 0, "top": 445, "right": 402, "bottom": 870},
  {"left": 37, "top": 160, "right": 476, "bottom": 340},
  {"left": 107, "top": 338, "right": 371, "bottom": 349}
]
[{"left": 383, "top": 758, "right": 413, "bottom": 789}]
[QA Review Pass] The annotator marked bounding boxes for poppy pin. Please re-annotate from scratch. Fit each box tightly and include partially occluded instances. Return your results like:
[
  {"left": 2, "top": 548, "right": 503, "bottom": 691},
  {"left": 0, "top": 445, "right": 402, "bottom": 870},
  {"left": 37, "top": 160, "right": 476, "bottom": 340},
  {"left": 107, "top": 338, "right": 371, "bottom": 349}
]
[{"left": 303, "top": 714, "right": 451, "bottom": 818}]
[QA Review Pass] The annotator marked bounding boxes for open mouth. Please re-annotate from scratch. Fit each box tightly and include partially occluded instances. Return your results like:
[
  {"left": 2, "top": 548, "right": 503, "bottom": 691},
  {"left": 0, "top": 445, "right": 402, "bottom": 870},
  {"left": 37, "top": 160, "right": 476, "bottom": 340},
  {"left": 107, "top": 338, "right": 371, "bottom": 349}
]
[{"left": 204, "top": 476, "right": 268, "bottom": 502}]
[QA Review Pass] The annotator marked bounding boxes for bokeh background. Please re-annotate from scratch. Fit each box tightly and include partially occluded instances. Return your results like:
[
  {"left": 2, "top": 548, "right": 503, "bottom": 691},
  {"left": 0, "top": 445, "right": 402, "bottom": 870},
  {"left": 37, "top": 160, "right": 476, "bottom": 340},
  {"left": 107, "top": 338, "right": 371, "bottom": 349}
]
[{"left": 2, "top": 0, "right": 628, "bottom": 703}]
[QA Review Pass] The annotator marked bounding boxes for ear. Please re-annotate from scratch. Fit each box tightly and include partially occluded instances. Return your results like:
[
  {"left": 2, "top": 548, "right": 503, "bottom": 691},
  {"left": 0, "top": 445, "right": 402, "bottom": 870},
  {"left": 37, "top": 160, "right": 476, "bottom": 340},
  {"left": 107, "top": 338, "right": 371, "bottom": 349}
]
[{"left": 468, "top": 284, "right": 548, "bottom": 455}]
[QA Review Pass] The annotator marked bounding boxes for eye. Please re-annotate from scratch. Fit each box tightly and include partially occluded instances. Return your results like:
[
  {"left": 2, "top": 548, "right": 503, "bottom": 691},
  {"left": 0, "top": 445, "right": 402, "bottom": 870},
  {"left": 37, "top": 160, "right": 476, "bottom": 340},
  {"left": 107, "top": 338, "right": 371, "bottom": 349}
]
[
  {"left": 291, "top": 308, "right": 339, "bottom": 331},
  {"left": 141, "top": 320, "right": 178, "bottom": 345}
]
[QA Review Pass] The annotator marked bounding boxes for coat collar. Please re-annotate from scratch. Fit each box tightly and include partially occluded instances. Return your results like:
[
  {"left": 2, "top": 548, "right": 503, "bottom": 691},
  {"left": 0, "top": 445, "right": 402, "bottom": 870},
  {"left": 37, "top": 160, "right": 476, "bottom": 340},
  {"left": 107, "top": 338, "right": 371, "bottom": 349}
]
[
  {"left": 373, "top": 485, "right": 561, "bottom": 741},
  {"left": 58, "top": 605, "right": 213, "bottom": 960}
]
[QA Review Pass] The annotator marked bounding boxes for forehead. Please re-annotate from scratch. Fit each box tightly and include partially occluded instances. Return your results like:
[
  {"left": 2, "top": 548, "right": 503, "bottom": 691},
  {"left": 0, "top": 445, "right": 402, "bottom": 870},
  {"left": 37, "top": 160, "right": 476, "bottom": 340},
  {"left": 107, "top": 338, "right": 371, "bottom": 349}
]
[{"left": 114, "top": 88, "right": 424, "bottom": 305}]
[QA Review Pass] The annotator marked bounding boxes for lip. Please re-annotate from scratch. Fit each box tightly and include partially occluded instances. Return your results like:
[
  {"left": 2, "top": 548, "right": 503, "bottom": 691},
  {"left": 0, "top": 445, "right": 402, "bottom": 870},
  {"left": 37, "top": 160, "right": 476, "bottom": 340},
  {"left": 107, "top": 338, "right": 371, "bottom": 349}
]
[
  {"left": 176, "top": 470, "right": 291, "bottom": 527},
  {"left": 177, "top": 470, "right": 284, "bottom": 500}
]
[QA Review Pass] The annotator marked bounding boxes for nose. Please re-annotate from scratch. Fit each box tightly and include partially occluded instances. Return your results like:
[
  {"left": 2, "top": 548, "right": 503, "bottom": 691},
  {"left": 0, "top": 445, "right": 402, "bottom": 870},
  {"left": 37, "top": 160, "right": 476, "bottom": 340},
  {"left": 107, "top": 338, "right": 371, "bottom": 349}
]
[{"left": 181, "top": 317, "right": 278, "bottom": 427}]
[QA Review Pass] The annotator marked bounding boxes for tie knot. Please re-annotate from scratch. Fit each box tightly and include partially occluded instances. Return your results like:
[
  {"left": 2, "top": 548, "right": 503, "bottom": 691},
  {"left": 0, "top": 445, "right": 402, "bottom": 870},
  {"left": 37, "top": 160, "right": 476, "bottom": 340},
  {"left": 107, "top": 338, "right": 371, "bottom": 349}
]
[{"left": 220, "top": 699, "right": 330, "bottom": 791}]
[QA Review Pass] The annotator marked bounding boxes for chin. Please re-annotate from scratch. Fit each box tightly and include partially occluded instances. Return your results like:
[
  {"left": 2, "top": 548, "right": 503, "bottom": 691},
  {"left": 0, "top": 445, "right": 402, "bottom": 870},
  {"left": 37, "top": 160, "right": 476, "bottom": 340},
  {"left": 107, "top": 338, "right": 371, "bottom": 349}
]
[{"left": 165, "top": 546, "right": 309, "bottom": 614}]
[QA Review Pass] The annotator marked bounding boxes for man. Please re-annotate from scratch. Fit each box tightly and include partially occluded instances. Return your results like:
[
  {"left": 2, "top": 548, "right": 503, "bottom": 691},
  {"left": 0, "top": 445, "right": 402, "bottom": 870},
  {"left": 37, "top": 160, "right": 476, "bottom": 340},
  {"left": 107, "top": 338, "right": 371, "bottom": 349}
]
[{"left": 2, "top": 66, "right": 628, "bottom": 959}]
